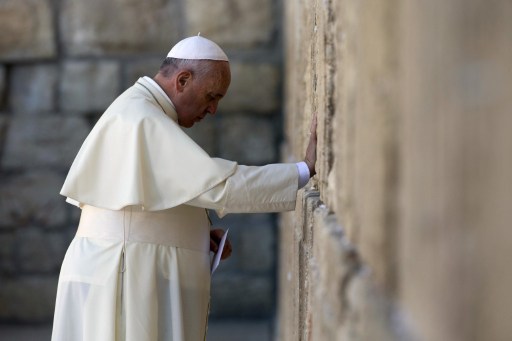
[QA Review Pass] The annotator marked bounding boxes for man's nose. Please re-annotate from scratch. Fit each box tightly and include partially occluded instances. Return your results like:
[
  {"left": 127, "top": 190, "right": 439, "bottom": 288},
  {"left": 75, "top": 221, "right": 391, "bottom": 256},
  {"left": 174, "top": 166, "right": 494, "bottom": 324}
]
[{"left": 208, "top": 102, "right": 218, "bottom": 115}]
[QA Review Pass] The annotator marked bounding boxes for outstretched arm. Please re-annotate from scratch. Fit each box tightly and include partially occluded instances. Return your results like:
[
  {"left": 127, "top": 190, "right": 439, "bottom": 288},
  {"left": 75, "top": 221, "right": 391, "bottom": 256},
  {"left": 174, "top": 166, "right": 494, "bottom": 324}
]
[{"left": 187, "top": 113, "right": 319, "bottom": 217}]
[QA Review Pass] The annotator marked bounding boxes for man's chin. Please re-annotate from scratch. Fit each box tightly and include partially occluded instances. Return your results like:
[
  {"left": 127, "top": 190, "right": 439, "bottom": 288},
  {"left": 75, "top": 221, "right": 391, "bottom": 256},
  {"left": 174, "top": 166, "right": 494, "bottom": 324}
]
[{"left": 177, "top": 118, "right": 195, "bottom": 128}]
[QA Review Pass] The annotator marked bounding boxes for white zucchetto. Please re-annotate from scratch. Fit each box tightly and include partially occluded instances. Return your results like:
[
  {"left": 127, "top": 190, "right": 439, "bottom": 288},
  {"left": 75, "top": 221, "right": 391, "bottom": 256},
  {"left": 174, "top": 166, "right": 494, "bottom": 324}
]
[{"left": 167, "top": 35, "right": 229, "bottom": 61}]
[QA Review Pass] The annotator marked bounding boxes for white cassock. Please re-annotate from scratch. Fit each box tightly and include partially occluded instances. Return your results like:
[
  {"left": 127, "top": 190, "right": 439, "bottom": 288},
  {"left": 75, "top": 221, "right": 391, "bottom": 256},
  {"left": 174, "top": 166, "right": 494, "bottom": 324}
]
[{"left": 51, "top": 77, "right": 301, "bottom": 341}]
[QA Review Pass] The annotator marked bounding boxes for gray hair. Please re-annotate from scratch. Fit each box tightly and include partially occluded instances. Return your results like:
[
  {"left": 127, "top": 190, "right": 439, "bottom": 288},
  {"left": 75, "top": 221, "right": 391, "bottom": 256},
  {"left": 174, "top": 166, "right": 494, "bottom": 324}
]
[{"left": 159, "top": 57, "right": 214, "bottom": 80}]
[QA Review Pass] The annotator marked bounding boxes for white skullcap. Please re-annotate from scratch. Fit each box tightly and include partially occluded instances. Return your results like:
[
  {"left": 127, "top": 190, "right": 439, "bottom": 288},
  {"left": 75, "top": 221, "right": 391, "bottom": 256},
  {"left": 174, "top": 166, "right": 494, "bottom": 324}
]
[{"left": 167, "top": 34, "right": 229, "bottom": 61}]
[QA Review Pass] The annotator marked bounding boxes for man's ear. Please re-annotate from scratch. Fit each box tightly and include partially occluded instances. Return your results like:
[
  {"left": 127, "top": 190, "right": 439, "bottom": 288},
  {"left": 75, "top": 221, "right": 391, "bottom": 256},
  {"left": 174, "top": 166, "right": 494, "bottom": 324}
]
[{"left": 176, "top": 71, "right": 192, "bottom": 92}]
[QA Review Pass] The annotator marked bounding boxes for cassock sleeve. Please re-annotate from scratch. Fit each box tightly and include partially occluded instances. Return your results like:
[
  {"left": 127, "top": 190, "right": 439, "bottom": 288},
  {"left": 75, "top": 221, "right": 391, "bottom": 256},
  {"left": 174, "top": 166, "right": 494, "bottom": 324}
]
[{"left": 185, "top": 163, "right": 299, "bottom": 218}]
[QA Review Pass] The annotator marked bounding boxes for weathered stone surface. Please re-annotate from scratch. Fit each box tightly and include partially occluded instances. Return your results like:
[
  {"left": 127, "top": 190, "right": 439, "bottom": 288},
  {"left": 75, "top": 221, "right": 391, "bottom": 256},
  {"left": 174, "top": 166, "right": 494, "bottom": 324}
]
[
  {"left": 280, "top": 0, "right": 406, "bottom": 338},
  {"left": 69, "top": 202, "right": 82, "bottom": 224},
  {"left": 399, "top": 2, "right": 512, "bottom": 340},
  {"left": 237, "top": 215, "right": 275, "bottom": 273},
  {"left": 343, "top": 269, "right": 405, "bottom": 341},
  {"left": 310, "top": 207, "right": 359, "bottom": 341},
  {"left": 332, "top": 0, "right": 359, "bottom": 245},
  {"left": 2, "top": 115, "right": 89, "bottom": 169},
  {"left": 277, "top": 189, "right": 318, "bottom": 341},
  {"left": 310, "top": 0, "right": 337, "bottom": 209},
  {"left": 60, "top": 61, "right": 120, "bottom": 113},
  {"left": 0, "top": 65, "right": 5, "bottom": 108},
  {"left": 350, "top": 0, "right": 400, "bottom": 292},
  {"left": 10, "top": 64, "right": 58, "bottom": 113},
  {"left": 299, "top": 191, "right": 322, "bottom": 341},
  {"left": 16, "top": 228, "right": 69, "bottom": 273},
  {"left": 282, "top": 0, "right": 512, "bottom": 340},
  {"left": 219, "top": 116, "right": 276, "bottom": 164},
  {"left": 0, "top": 276, "right": 58, "bottom": 322},
  {"left": 210, "top": 273, "right": 273, "bottom": 318},
  {"left": 210, "top": 213, "right": 275, "bottom": 273},
  {"left": 221, "top": 62, "right": 280, "bottom": 114},
  {"left": 276, "top": 208, "right": 298, "bottom": 341},
  {"left": 0, "top": 0, "right": 56, "bottom": 61},
  {"left": 124, "top": 58, "right": 163, "bottom": 88},
  {"left": 184, "top": 119, "right": 217, "bottom": 156},
  {"left": 60, "top": 0, "right": 181, "bottom": 56},
  {"left": 0, "top": 171, "right": 67, "bottom": 229},
  {"left": 184, "top": 0, "right": 274, "bottom": 47},
  {"left": 0, "top": 114, "right": 8, "bottom": 151},
  {"left": 0, "top": 232, "right": 15, "bottom": 274}
]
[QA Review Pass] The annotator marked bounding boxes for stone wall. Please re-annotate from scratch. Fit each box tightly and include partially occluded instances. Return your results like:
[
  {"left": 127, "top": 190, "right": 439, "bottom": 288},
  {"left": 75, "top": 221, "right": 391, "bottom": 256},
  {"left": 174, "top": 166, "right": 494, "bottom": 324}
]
[
  {"left": 0, "top": 0, "right": 283, "bottom": 323},
  {"left": 279, "top": 0, "right": 512, "bottom": 340}
]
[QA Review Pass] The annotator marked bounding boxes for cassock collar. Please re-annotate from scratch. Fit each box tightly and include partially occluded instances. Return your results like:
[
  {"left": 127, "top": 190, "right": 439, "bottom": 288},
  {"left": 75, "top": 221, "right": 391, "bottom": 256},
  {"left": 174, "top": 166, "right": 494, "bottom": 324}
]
[{"left": 136, "top": 77, "right": 179, "bottom": 122}]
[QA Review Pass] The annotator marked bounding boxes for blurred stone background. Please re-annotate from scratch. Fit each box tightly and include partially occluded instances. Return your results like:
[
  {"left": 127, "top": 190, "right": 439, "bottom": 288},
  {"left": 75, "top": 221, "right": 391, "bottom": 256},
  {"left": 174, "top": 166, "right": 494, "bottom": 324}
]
[{"left": 0, "top": 0, "right": 283, "bottom": 338}]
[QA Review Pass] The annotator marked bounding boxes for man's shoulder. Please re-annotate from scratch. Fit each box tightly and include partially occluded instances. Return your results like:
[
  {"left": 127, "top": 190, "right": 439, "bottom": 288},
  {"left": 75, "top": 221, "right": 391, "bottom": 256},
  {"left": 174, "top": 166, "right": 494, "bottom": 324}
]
[{"left": 104, "top": 85, "right": 166, "bottom": 121}]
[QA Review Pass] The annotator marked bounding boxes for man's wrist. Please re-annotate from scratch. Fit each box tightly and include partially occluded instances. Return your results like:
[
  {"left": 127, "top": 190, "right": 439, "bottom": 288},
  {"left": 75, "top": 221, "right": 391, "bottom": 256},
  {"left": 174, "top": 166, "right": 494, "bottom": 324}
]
[
  {"left": 304, "top": 158, "right": 315, "bottom": 176},
  {"left": 296, "top": 162, "right": 311, "bottom": 189}
]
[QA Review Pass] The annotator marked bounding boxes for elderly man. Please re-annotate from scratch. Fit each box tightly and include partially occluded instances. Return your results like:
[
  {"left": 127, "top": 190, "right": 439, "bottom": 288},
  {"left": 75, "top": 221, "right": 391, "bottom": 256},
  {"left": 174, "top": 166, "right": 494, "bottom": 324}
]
[{"left": 51, "top": 35, "right": 317, "bottom": 341}]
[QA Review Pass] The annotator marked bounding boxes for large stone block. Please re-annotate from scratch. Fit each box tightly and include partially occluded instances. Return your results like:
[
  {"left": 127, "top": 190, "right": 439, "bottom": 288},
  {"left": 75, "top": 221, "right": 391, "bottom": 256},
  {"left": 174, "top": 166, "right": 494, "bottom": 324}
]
[
  {"left": 210, "top": 273, "right": 273, "bottom": 318},
  {"left": 16, "top": 228, "right": 69, "bottom": 273},
  {"left": 282, "top": 0, "right": 309, "bottom": 161},
  {"left": 277, "top": 208, "right": 299, "bottom": 341},
  {"left": 60, "top": 61, "right": 120, "bottom": 113},
  {"left": 2, "top": 115, "right": 90, "bottom": 169},
  {"left": 277, "top": 189, "right": 319, "bottom": 341},
  {"left": 10, "top": 64, "right": 58, "bottom": 113},
  {"left": 184, "top": 0, "right": 274, "bottom": 47},
  {"left": 0, "top": 114, "right": 7, "bottom": 151},
  {"left": 220, "top": 62, "right": 280, "bottom": 114},
  {"left": 124, "top": 58, "right": 163, "bottom": 89},
  {"left": 60, "top": 0, "right": 180, "bottom": 56},
  {"left": 343, "top": 269, "right": 407, "bottom": 341},
  {"left": 0, "top": 171, "right": 67, "bottom": 229},
  {"left": 0, "top": 276, "right": 58, "bottom": 322},
  {"left": 0, "top": 232, "right": 15, "bottom": 274},
  {"left": 399, "top": 1, "right": 512, "bottom": 340},
  {"left": 0, "top": 0, "right": 56, "bottom": 61},
  {"left": 237, "top": 215, "right": 275, "bottom": 273},
  {"left": 219, "top": 116, "right": 276, "bottom": 165},
  {"left": 184, "top": 119, "right": 217, "bottom": 156},
  {"left": 332, "top": 0, "right": 360, "bottom": 244},
  {"left": 0, "top": 65, "right": 5, "bottom": 108},
  {"left": 310, "top": 207, "right": 359, "bottom": 341},
  {"left": 285, "top": 0, "right": 334, "bottom": 203},
  {"left": 335, "top": 0, "right": 401, "bottom": 292},
  {"left": 296, "top": 191, "right": 321, "bottom": 340},
  {"left": 210, "top": 213, "right": 275, "bottom": 274}
]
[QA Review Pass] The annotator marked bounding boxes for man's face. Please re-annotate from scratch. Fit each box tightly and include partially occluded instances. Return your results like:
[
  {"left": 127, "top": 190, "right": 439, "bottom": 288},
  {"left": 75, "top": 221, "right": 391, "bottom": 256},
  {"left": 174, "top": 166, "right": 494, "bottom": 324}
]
[{"left": 175, "top": 62, "right": 231, "bottom": 128}]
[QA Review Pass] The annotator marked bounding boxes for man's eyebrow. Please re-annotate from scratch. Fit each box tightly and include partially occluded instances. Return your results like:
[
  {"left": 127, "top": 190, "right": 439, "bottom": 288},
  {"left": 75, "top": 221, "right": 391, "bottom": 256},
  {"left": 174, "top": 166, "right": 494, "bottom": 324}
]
[{"left": 209, "top": 92, "right": 224, "bottom": 98}]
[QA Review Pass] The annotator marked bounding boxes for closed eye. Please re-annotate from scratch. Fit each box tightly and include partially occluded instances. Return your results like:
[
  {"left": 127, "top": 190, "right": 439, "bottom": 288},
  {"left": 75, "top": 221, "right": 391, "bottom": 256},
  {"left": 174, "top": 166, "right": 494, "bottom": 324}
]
[{"left": 208, "top": 92, "right": 224, "bottom": 101}]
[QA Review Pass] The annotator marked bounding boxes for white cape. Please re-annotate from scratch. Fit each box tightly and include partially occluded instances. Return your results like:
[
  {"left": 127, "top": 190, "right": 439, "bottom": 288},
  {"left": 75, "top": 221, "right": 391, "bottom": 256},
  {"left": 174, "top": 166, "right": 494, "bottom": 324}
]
[{"left": 60, "top": 77, "right": 237, "bottom": 211}]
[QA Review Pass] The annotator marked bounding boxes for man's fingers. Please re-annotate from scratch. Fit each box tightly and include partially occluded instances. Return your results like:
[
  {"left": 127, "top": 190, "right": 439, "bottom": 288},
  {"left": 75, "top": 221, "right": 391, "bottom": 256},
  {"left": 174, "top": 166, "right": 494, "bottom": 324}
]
[
  {"left": 210, "top": 239, "right": 219, "bottom": 253},
  {"left": 210, "top": 229, "right": 224, "bottom": 241},
  {"left": 210, "top": 228, "right": 232, "bottom": 259},
  {"left": 221, "top": 240, "right": 232, "bottom": 260},
  {"left": 310, "top": 112, "right": 318, "bottom": 135}
]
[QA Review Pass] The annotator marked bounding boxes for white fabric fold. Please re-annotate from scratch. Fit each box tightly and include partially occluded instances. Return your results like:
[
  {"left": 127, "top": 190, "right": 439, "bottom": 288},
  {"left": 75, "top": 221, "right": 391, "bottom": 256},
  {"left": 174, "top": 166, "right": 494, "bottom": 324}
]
[
  {"left": 60, "top": 77, "right": 237, "bottom": 211},
  {"left": 52, "top": 205, "right": 211, "bottom": 341}
]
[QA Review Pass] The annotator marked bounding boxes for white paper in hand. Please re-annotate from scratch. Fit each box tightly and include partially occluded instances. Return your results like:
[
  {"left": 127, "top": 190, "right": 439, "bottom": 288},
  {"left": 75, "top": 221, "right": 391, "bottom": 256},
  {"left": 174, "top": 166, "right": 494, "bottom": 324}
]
[{"left": 211, "top": 228, "right": 229, "bottom": 274}]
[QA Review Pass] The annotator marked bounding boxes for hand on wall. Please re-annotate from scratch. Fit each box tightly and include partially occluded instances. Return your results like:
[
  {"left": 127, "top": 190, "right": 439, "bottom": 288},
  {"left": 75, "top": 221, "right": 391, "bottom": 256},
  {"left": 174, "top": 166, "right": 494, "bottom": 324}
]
[{"left": 304, "top": 113, "right": 317, "bottom": 177}]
